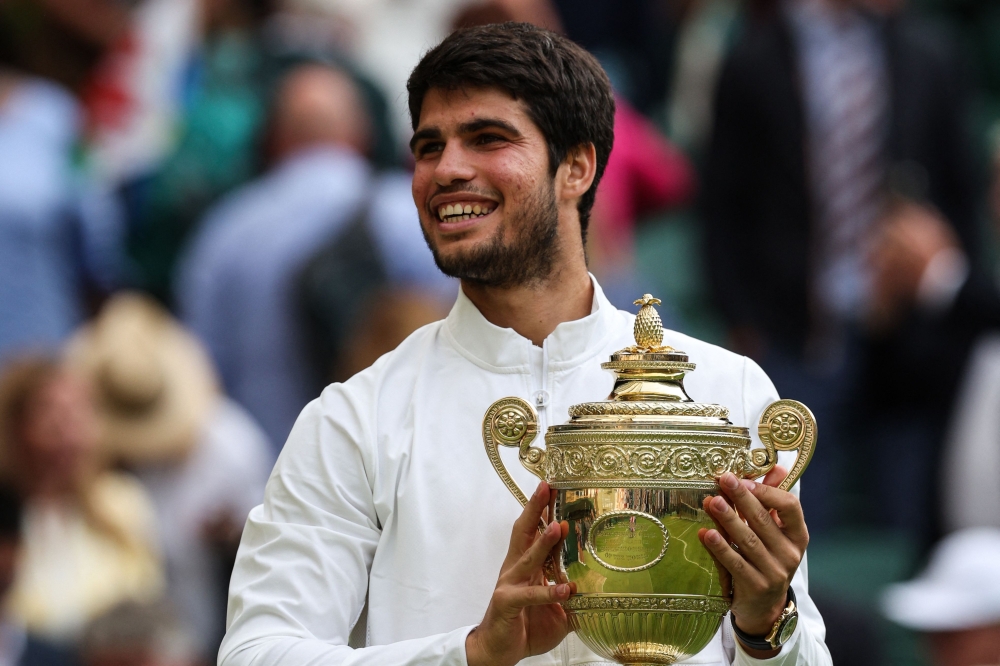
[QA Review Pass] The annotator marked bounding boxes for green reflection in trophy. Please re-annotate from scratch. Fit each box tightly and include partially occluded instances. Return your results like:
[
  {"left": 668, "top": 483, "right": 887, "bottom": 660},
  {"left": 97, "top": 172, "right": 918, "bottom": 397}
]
[{"left": 483, "top": 295, "right": 816, "bottom": 665}]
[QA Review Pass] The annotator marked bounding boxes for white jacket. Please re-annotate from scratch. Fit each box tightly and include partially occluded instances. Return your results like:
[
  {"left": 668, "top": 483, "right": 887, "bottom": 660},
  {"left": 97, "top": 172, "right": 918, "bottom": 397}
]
[{"left": 220, "top": 280, "right": 832, "bottom": 666}]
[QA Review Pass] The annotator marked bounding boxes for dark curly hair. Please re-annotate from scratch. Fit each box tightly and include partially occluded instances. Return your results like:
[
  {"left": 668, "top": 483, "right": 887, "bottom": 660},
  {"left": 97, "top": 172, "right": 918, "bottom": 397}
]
[{"left": 406, "top": 22, "right": 616, "bottom": 241}]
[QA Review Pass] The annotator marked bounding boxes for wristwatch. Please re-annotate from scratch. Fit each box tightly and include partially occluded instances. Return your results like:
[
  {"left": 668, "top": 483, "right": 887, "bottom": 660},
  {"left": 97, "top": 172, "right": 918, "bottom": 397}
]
[{"left": 730, "top": 587, "right": 798, "bottom": 652}]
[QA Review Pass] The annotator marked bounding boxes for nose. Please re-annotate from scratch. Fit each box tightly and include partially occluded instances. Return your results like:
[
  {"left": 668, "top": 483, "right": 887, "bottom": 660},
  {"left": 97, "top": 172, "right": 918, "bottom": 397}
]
[{"left": 433, "top": 139, "right": 476, "bottom": 186}]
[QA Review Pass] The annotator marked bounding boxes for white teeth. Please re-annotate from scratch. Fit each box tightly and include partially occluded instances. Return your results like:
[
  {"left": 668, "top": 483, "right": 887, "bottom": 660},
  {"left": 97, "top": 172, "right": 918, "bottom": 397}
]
[{"left": 437, "top": 203, "right": 495, "bottom": 221}]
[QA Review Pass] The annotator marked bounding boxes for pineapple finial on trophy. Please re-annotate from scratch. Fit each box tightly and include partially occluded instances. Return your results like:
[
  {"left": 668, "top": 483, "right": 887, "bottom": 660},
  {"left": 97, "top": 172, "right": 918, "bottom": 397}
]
[{"left": 632, "top": 293, "right": 668, "bottom": 351}]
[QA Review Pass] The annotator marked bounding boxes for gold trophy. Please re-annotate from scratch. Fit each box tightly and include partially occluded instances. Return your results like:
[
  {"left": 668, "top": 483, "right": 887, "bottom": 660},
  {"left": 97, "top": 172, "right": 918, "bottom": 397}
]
[{"left": 483, "top": 295, "right": 816, "bottom": 665}]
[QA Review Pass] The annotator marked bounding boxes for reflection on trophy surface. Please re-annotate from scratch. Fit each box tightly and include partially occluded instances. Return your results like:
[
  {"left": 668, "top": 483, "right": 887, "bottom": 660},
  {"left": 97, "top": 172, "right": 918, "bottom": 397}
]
[{"left": 484, "top": 295, "right": 817, "bottom": 665}]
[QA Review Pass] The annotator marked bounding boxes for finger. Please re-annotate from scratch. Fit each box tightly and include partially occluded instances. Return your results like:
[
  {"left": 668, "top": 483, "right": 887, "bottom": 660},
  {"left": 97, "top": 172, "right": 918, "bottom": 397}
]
[
  {"left": 550, "top": 521, "right": 571, "bottom": 584},
  {"left": 507, "top": 519, "right": 562, "bottom": 582},
  {"left": 698, "top": 528, "right": 733, "bottom": 598},
  {"left": 747, "top": 480, "right": 809, "bottom": 552},
  {"left": 508, "top": 482, "right": 551, "bottom": 559},
  {"left": 761, "top": 465, "right": 788, "bottom": 488},
  {"left": 494, "top": 581, "right": 573, "bottom": 613},
  {"left": 718, "top": 473, "right": 785, "bottom": 553},
  {"left": 706, "top": 493, "right": 782, "bottom": 579},
  {"left": 701, "top": 495, "right": 733, "bottom": 545},
  {"left": 760, "top": 466, "right": 788, "bottom": 527},
  {"left": 700, "top": 527, "right": 766, "bottom": 590}
]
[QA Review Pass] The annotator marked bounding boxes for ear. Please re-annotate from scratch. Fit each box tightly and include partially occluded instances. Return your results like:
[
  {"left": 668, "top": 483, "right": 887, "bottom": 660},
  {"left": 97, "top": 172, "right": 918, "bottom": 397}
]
[{"left": 555, "top": 143, "right": 598, "bottom": 205}]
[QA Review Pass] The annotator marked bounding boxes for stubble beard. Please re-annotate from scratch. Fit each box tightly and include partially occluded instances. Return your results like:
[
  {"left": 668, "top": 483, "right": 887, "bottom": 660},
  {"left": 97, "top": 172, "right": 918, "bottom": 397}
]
[{"left": 422, "top": 180, "right": 561, "bottom": 289}]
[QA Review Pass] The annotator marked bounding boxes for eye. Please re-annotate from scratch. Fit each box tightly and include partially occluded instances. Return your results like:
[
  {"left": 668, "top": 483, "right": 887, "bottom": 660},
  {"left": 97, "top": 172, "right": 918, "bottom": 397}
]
[
  {"left": 475, "top": 133, "right": 506, "bottom": 146},
  {"left": 415, "top": 141, "right": 444, "bottom": 158}
]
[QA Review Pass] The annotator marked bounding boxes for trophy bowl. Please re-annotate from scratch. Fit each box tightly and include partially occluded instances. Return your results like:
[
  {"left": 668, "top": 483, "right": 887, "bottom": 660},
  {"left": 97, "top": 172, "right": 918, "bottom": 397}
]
[{"left": 482, "top": 296, "right": 816, "bottom": 665}]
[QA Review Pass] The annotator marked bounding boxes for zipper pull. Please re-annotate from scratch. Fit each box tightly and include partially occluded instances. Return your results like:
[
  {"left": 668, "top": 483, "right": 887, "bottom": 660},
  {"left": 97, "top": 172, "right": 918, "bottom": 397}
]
[{"left": 533, "top": 390, "right": 550, "bottom": 409}]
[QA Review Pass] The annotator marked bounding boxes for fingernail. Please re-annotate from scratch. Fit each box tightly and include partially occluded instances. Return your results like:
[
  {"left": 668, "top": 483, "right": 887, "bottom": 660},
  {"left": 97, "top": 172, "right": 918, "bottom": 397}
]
[
  {"left": 556, "top": 584, "right": 570, "bottom": 596},
  {"left": 741, "top": 479, "right": 755, "bottom": 492},
  {"left": 706, "top": 530, "right": 722, "bottom": 545},
  {"left": 712, "top": 496, "right": 730, "bottom": 513},
  {"left": 722, "top": 473, "right": 739, "bottom": 490}
]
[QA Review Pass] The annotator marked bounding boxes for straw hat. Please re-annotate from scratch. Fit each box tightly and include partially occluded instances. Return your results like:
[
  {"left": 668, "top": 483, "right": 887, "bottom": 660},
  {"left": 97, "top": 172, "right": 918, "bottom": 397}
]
[
  {"left": 882, "top": 528, "right": 1000, "bottom": 632},
  {"left": 66, "top": 293, "right": 218, "bottom": 464}
]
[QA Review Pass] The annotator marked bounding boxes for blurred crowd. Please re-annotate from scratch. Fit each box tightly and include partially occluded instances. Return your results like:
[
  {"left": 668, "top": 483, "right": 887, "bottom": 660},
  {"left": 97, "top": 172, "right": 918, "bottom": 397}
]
[{"left": 1, "top": 0, "right": 1000, "bottom": 665}]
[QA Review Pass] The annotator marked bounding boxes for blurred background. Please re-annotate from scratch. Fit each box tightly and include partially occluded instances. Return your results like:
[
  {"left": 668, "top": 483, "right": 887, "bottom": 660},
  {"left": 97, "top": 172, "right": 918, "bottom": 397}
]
[{"left": 1, "top": 0, "right": 999, "bottom": 664}]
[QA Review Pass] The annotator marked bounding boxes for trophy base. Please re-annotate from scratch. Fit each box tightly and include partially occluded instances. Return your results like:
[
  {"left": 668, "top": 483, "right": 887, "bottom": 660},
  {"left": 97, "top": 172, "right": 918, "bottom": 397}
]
[{"left": 566, "top": 594, "right": 729, "bottom": 665}]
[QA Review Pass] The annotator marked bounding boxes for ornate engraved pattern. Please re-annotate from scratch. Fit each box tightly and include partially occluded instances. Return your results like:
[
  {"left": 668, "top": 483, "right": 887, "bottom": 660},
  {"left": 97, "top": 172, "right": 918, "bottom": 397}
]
[
  {"left": 757, "top": 399, "right": 818, "bottom": 492},
  {"left": 545, "top": 431, "right": 749, "bottom": 446},
  {"left": 494, "top": 409, "right": 527, "bottom": 441},
  {"left": 669, "top": 446, "right": 704, "bottom": 478},
  {"left": 593, "top": 446, "right": 628, "bottom": 476},
  {"left": 601, "top": 360, "right": 697, "bottom": 372},
  {"left": 549, "top": 478, "right": 718, "bottom": 490},
  {"left": 564, "top": 594, "right": 730, "bottom": 615},
  {"left": 769, "top": 412, "right": 801, "bottom": 447},
  {"left": 568, "top": 402, "right": 730, "bottom": 419},
  {"left": 630, "top": 446, "right": 667, "bottom": 475},
  {"left": 543, "top": 440, "right": 749, "bottom": 485}
]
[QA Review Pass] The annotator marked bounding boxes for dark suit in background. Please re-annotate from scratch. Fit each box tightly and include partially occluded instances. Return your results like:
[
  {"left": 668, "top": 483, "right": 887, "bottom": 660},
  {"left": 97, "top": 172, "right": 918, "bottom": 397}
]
[{"left": 703, "top": 3, "right": 982, "bottom": 546}]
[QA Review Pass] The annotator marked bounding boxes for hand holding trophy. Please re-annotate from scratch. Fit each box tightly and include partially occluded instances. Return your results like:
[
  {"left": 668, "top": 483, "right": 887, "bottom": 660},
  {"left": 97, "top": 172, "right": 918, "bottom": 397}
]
[{"left": 481, "top": 295, "right": 816, "bottom": 665}]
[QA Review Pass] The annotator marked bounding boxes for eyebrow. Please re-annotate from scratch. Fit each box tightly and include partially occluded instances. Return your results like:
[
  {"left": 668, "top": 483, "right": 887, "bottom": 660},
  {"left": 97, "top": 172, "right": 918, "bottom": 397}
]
[{"left": 409, "top": 117, "right": 523, "bottom": 153}]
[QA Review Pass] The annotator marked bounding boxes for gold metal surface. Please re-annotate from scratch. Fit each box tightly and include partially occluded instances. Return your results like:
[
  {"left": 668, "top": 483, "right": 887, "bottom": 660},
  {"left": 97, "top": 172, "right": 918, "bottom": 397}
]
[{"left": 482, "top": 295, "right": 817, "bottom": 665}]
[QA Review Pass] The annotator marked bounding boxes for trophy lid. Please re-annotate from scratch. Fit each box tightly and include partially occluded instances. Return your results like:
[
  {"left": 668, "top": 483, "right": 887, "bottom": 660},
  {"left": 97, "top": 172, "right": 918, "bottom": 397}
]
[{"left": 560, "top": 294, "right": 732, "bottom": 426}]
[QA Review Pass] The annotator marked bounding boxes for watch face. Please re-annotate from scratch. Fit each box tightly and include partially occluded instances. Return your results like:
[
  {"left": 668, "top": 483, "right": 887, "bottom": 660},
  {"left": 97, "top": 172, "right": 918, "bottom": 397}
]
[{"left": 778, "top": 614, "right": 798, "bottom": 645}]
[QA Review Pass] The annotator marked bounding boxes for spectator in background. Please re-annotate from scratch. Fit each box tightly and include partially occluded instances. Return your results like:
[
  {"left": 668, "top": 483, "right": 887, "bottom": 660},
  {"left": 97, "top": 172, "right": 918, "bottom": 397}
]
[
  {"left": 0, "top": 486, "right": 77, "bottom": 666},
  {"left": 84, "top": 0, "right": 204, "bottom": 186},
  {"left": 278, "top": 0, "right": 472, "bottom": 146},
  {"left": 882, "top": 528, "right": 1000, "bottom": 666},
  {"left": 665, "top": 0, "right": 740, "bottom": 158},
  {"left": 65, "top": 293, "right": 270, "bottom": 661},
  {"left": 0, "top": 70, "right": 125, "bottom": 366},
  {"left": 550, "top": 0, "right": 676, "bottom": 116},
  {"left": 125, "top": 0, "right": 277, "bottom": 302},
  {"left": 0, "top": 358, "right": 162, "bottom": 644},
  {"left": 81, "top": 601, "right": 199, "bottom": 666},
  {"left": 868, "top": 136, "right": 1000, "bottom": 532},
  {"left": 0, "top": 0, "right": 130, "bottom": 95},
  {"left": 587, "top": 97, "right": 695, "bottom": 309},
  {"left": 703, "top": 0, "right": 980, "bottom": 543},
  {"left": 178, "top": 62, "right": 448, "bottom": 453}
]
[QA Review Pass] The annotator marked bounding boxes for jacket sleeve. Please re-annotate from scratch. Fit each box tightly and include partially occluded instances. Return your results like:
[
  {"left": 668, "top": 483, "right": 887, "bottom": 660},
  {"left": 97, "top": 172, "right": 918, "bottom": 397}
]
[
  {"left": 218, "top": 377, "right": 474, "bottom": 666},
  {"left": 726, "top": 358, "right": 833, "bottom": 666}
]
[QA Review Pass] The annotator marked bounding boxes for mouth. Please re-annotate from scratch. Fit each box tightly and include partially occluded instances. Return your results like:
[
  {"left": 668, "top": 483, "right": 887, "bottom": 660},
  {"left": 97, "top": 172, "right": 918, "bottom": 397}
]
[{"left": 435, "top": 201, "right": 496, "bottom": 224}]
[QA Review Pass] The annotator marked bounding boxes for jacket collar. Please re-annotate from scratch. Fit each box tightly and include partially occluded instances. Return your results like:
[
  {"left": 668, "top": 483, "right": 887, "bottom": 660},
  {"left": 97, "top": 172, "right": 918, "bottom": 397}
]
[{"left": 443, "top": 276, "right": 622, "bottom": 372}]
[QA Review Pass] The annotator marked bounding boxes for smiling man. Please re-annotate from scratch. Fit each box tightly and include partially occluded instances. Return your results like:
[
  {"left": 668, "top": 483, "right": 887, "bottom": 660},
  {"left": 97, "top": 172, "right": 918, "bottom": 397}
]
[{"left": 219, "top": 23, "right": 832, "bottom": 666}]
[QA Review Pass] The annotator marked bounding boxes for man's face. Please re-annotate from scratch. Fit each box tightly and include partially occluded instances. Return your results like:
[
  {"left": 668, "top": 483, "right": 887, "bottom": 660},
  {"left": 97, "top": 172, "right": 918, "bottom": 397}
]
[{"left": 410, "top": 87, "right": 561, "bottom": 288}]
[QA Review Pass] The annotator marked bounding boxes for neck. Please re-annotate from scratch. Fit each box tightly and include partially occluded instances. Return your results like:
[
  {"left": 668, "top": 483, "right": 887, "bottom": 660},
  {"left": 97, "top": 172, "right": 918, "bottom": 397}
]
[{"left": 460, "top": 262, "right": 594, "bottom": 347}]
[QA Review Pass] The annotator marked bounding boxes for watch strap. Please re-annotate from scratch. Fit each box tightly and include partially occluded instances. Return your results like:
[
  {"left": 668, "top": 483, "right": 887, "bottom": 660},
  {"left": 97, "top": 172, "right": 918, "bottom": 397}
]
[{"left": 730, "top": 586, "right": 797, "bottom": 652}]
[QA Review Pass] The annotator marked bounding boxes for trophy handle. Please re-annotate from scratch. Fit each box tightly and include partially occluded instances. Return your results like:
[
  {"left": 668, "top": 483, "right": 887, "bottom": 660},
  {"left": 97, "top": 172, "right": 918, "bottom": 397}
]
[
  {"left": 482, "top": 397, "right": 545, "bottom": 506},
  {"left": 746, "top": 399, "right": 818, "bottom": 492},
  {"left": 482, "top": 398, "right": 561, "bottom": 581}
]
